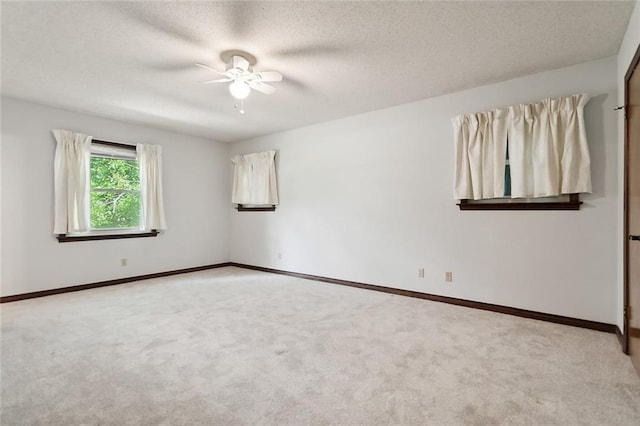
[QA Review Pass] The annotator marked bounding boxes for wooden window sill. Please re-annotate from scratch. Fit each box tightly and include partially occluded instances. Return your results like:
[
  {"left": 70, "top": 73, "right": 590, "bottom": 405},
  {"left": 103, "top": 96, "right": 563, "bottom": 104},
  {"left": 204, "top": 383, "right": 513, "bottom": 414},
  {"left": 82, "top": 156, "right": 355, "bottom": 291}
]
[
  {"left": 236, "top": 204, "right": 276, "bottom": 212},
  {"left": 57, "top": 230, "right": 159, "bottom": 242},
  {"left": 457, "top": 194, "right": 582, "bottom": 211},
  {"left": 457, "top": 201, "right": 582, "bottom": 211}
]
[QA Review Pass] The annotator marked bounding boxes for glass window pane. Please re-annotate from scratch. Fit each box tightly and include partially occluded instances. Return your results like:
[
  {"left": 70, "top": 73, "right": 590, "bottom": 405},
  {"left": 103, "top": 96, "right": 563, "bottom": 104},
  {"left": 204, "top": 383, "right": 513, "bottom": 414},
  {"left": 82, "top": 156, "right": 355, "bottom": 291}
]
[
  {"left": 90, "top": 191, "right": 141, "bottom": 229},
  {"left": 504, "top": 140, "right": 511, "bottom": 197},
  {"left": 90, "top": 157, "right": 139, "bottom": 190},
  {"left": 504, "top": 164, "right": 512, "bottom": 197}
]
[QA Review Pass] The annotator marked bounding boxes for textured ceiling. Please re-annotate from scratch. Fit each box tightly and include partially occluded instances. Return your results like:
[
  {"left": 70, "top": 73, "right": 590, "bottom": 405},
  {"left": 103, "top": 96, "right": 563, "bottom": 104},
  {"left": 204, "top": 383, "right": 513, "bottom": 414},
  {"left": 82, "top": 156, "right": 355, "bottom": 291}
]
[{"left": 1, "top": 1, "right": 635, "bottom": 142}]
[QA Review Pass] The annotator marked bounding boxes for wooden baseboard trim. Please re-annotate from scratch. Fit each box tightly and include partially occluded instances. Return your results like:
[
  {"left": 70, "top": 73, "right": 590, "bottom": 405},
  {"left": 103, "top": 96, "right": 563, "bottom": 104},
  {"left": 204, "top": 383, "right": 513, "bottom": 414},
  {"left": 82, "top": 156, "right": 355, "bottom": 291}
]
[
  {"left": 2, "top": 262, "right": 617, "bottom": 335},
  {"left": 0, "top": 262, "right": 232, "bottom": 303},
  {"left": 230, "top": 263, "right": 617, "bottom": 334}
]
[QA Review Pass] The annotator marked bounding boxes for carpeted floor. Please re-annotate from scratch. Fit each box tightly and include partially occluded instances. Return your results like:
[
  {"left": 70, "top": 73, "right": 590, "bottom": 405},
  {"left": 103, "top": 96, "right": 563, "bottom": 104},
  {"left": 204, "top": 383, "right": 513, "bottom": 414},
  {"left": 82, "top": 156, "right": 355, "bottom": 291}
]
[{"left": 2, "top": 266, "right": 640, "bottom": 425}]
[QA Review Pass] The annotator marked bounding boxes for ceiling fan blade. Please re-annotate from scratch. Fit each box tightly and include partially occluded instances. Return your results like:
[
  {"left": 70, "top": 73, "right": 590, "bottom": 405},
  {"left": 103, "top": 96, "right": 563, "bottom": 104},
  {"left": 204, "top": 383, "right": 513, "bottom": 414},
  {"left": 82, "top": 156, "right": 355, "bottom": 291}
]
[
  {"left": 253, "top": 71, "right": 283, "bottom": 82},
  {"left": 195, "top": 63, "right": 225, "bottom": 74},
  {"left": 199, "top": 78, "right": 232, "bottom": 84},
  {"left": 231, "top": 55, "right": 250, "bottom": 72},
  {"left": 249, "top": 81, "right": 276, "bottom": 95}
]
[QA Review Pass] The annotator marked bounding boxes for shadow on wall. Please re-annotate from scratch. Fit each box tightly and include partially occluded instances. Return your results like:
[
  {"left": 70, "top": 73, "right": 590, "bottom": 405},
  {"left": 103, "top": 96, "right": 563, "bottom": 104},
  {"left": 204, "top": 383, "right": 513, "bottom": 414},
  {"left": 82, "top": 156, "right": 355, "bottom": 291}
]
[{"left": 584, "top": 92, "right": 610, "bottom": 202}]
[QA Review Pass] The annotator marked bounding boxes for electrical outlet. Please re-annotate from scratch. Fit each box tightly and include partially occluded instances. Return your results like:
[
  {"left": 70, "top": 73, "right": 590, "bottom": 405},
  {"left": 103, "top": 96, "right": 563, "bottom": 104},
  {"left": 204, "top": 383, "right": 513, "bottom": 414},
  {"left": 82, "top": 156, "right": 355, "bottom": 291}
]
[
  {"left": 121, "top": 258, "right": 127, "bottom": 267},
  {"left": 445, "top": 272, "right": 452, "bottom": 282},
  {"left": 418, "top": 268, "right": 425, "bottom": 278}
]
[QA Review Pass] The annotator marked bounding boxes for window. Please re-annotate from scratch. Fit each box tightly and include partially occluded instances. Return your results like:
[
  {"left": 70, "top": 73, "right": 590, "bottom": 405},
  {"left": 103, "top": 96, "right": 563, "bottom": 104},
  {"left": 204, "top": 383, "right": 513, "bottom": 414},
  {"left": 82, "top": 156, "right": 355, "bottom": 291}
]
[
  {"left": 453, "top": 94, "right": 590, "bottom": 211},
  {"left": 458, "top": 140, "right": 581, "bottom": 210},
  {"left": 231, "top": 150, "right": 279, "bottom": 211},
  {"left": 89, "top": 146, "right": 141, "bottom": 230},
  {"left": 53, "top": 130, "right": 166, "bottom": 242}
]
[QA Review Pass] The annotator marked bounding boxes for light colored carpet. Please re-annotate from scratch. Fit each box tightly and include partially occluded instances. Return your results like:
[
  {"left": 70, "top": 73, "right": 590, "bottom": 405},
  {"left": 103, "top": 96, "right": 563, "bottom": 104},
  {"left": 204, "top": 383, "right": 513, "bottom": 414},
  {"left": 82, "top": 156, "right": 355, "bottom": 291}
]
[{"left": 1, "top": 266, "right": 639, "bottom": 425}]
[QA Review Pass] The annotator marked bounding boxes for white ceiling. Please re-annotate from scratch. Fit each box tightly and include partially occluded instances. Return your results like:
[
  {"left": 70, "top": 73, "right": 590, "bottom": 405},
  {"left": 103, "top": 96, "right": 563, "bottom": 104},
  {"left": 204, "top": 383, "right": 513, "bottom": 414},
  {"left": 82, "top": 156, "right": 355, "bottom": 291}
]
[{"left": 1, "top": 1, "right": 634, "bottom": 143}]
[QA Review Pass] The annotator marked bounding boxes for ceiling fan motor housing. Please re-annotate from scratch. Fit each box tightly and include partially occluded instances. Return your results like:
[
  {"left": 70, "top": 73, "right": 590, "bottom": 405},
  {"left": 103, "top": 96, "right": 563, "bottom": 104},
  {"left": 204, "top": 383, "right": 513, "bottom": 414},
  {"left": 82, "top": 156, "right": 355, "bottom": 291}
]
[{"left": 227, "top": 55, "right": 251, "bottom": 76}]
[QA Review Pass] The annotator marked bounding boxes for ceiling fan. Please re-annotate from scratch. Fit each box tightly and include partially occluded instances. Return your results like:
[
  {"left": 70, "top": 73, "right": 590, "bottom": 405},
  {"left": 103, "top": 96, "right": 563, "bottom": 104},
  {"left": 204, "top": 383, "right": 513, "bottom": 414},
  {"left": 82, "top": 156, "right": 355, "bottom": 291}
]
[{"left": 196, "top": 53, "right": 283, "bottom": 113}]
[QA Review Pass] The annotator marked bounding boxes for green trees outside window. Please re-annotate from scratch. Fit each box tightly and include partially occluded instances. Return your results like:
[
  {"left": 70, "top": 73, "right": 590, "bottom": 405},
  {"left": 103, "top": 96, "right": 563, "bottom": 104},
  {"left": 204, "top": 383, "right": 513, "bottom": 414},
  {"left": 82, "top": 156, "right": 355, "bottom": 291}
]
[{"left": 90, "top": 156, "right": 140, "bottom": 229}]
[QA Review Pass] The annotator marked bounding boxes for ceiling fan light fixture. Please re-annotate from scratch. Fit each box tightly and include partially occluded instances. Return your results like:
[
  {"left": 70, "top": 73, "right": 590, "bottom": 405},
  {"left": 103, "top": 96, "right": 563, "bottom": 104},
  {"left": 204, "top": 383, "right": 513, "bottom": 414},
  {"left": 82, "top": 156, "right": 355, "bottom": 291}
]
[
  {"left": 229, "top": 80, "right": 250, "bottom": 99},
  {"left": 196, "top": 51, "right": 281, "bottom": 112}
]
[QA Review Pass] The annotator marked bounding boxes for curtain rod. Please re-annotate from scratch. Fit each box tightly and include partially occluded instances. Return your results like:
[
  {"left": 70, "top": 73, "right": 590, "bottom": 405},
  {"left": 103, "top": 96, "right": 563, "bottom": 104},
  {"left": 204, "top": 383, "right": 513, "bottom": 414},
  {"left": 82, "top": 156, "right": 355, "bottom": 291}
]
[{"left": 92, "top": 139, "right": 136, "bottom": 151}]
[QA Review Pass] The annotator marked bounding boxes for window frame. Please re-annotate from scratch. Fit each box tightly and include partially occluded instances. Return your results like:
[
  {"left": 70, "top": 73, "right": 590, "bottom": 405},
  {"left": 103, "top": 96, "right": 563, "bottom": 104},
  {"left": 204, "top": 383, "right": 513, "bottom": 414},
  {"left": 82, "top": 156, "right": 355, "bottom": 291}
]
[
  {"left": 89, "top": 154, "right": 140, "bottom": 231},
  {"left": 57, "top": 139, "right": 159, "bottom": 243},
  {"left": 231, "top": 150, "right": 279, "bottom": 212}
]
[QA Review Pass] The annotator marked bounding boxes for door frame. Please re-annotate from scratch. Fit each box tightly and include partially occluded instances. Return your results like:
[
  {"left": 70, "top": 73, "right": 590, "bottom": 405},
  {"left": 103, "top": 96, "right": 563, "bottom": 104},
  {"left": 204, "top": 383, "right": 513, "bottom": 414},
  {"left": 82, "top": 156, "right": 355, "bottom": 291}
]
[{"left": 624, "top": 42, "right": 640, "bottom": 355}]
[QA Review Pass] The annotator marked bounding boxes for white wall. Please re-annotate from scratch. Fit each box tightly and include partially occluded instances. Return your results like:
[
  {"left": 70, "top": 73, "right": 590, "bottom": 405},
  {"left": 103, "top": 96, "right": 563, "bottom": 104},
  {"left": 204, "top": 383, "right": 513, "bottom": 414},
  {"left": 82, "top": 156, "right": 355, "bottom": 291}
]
[
  {"left": 0, "top": 54, "right": 624, "bottom": 326},
  {"left": 230, "top": 56, "right": 619, "bottom": 324},
  {"left": 0, "top": 97, "right": 230, "bottom": 297},
  {"left": 616, "top": 1, "right": 639, "bottom": 330}
]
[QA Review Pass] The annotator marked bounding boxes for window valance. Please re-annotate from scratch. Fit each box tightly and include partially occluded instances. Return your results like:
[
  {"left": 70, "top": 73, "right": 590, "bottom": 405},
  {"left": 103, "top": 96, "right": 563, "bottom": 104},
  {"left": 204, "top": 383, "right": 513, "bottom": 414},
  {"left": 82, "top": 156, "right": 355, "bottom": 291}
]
[
  {"left": 453, "top": 94, "right": 592, "bottom": 200},
  {"left": 231, "top": 150, "right": 279, "bottom": 206}
]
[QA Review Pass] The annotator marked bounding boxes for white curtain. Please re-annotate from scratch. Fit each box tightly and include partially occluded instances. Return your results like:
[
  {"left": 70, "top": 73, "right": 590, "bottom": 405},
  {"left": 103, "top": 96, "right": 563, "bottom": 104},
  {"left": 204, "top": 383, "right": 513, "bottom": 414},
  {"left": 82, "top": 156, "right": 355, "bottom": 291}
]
[
  {"left": 137, "top": 144, "right": 167, "bottom": 230},
  {"left": 53, "top": 129, "right": 92, "bottom": 234},
  {"left": 508, "top": 94, "right": 591, "bottom": 198},
  {"left": 231, "top": 150, "right": 279, "bottom": 205},
  {"left": 453, "top": 93, "right": 591, "bottom": 200},
  {"left": 453, "top": 109, "right": 508, "bottom": 200}
]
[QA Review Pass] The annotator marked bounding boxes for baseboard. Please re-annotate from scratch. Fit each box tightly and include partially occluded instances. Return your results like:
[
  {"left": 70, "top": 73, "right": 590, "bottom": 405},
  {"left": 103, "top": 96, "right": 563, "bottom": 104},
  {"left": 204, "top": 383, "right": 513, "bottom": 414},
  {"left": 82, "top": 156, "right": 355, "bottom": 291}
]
[
  {"left": 0, "top": 262, "right": 232, "bottom": 303},
  {"left": 230, "top": 263, "right": 617, "bottom": 334},
  {"left": 2, "top": 261, "right": 618, "bottom": 335}
]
